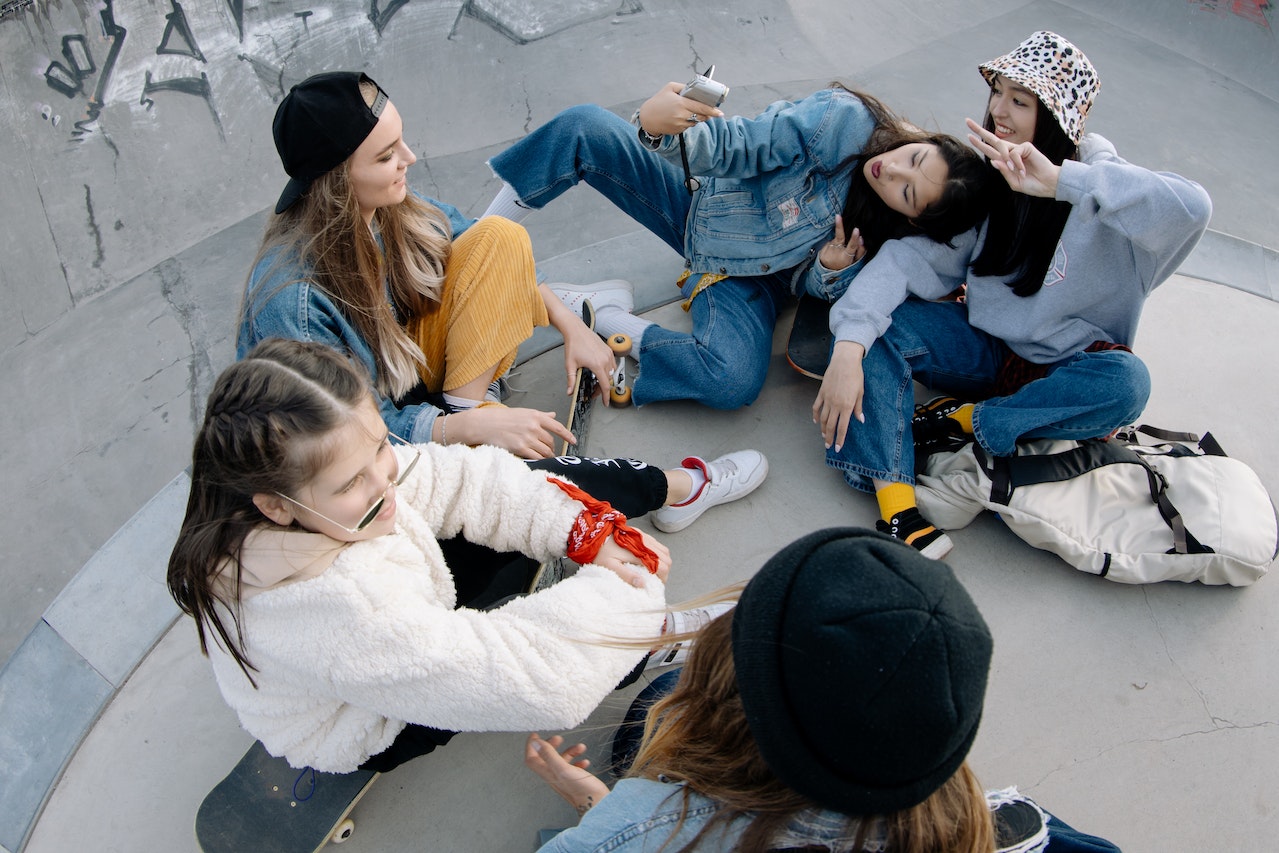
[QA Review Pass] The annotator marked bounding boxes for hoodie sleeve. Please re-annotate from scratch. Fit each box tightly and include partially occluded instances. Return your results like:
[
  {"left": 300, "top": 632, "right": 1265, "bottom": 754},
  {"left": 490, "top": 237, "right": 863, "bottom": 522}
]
[
  {"left": 1056, "top": 134, "right": 1212, "bottom": 294},
  {"left": 828, "top": 229, "right": 978, "bottom": 348}
]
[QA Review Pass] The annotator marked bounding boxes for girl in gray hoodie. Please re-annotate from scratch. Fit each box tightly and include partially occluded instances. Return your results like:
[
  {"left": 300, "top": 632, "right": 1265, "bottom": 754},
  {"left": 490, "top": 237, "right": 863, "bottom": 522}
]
[{"left": 814, "top": 31, "right": 1212, "bottom": 559}]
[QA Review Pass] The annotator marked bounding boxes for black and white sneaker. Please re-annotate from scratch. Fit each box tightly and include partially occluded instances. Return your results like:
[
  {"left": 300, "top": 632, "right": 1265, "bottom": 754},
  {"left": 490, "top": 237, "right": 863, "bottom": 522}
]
[{"left": 876, "top": 507, "right": 954, "bottom": 559}]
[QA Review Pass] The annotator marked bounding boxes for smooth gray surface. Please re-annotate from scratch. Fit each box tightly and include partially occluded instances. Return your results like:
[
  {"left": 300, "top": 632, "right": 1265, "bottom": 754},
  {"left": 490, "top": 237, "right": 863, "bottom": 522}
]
[
  {"left": 2, "top": 0, "right": 1278, "bottom": 850},
  {"left": 0, "top": 622, "right": 113, "bottom": 853},
  {"left": 42, "top": 474, "right": 186, "bottom": 687}
]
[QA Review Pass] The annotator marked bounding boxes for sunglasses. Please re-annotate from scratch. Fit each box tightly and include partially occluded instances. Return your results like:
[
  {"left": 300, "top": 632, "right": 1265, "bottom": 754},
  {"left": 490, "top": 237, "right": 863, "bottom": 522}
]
[{"left": 276, "top": 434, "right": 420, "bottom": 534}]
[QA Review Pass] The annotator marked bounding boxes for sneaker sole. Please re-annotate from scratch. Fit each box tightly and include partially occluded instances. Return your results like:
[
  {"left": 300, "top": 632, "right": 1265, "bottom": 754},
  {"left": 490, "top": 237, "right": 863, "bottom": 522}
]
[{"left": 916, "top": 532, "right": 955, "bottom": 560}]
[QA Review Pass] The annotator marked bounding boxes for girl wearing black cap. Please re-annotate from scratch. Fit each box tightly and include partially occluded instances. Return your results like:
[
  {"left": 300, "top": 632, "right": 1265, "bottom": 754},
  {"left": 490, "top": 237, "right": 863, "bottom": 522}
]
[
  {"left": 525, "top": 529, "right": 1119, "bottom": 852},
  {"left": 240, "top": 72, "right": 770, "bottom": 534},
  {"left": 241, "top": 71, "right": 625, "bottom": 459}
]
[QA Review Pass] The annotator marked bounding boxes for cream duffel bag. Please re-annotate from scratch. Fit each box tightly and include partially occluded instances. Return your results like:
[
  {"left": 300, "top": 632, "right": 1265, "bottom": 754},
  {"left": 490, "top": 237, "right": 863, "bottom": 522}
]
[{"left": 916, "top": 428, "right": 1277, "bottom": 586}]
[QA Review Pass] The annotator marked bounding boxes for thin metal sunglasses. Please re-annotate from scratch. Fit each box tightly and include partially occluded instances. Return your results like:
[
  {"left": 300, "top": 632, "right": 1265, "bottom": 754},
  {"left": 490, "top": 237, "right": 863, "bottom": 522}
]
[{"left": 276, "top": 434, "right": 420, "bottom": 534}]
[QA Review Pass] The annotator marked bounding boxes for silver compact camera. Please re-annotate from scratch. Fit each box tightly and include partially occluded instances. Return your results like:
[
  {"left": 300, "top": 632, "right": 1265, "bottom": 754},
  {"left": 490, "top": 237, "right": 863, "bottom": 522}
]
[{"left": 681, "top": 65, "right": 729, "bottom": 108}]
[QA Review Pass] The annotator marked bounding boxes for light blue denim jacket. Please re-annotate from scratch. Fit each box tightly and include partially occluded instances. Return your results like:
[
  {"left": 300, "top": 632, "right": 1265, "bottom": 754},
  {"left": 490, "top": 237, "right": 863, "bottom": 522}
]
[
  {"left": 539, "top": 780, "right": 1073, "bottom": 853},
  {"left": 652, "top": 88, "right": 876, "bottom": 298},
  {"left": 236, "top": 194, "right": 475, "bottom": 443},
  {"left": 538, "top": 778, "right": 871, "bottom": 853}
]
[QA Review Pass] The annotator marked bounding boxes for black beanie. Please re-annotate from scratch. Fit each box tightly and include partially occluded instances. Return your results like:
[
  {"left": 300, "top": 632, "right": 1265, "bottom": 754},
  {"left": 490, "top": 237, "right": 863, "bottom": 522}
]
[
  {"left": 272, "top": 71, "right": 388, "bottom": 214},
  {"left": 731, "top": 527, "right": 993, "bottom": 815}
]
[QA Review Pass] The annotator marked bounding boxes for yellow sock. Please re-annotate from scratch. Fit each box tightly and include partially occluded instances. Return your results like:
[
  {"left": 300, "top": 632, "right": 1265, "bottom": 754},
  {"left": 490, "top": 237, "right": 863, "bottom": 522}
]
[
  {"left": 876, "top": 483, "right": 916, "bottom": 523},
  {"left": 949, "top": 403, "right": 975, "bottom": 434}
]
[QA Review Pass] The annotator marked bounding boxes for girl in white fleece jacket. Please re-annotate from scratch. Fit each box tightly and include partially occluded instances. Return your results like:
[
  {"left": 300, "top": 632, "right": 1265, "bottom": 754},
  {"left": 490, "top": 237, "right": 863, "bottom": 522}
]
[{"left": 168, "top": 339, "right": 677, "bottom": 773}]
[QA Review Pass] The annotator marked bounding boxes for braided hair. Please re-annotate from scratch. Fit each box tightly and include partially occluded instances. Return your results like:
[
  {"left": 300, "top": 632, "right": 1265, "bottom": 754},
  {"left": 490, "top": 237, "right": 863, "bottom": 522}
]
[{"left": 166, "top": 339, "right": 371, "bottom": 683}]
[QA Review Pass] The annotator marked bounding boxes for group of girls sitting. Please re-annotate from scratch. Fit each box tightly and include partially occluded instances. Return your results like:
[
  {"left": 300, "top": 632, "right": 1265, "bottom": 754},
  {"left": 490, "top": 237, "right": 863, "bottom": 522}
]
[{"left": 168, "top": 29, "right": 1205, "bottom": 850}]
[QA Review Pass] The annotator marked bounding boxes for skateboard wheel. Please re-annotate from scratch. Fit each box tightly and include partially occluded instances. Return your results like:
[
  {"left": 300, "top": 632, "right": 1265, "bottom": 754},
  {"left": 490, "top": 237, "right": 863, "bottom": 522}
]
[
  {"left": 331, "top": 818, "right": 356, "bottom": 843},
  {"left": 610, "top": 385, "right": 632, "bottom": 406},
  {"left": 607, "top": 333, "right": 631, "bottom": 355}
]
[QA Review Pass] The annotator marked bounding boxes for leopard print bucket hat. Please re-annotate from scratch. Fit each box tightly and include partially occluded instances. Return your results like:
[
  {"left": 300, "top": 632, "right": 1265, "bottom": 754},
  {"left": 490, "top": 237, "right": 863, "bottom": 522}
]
[{"left": 979, "top": 31, "right": 1099, "bottom": 144}]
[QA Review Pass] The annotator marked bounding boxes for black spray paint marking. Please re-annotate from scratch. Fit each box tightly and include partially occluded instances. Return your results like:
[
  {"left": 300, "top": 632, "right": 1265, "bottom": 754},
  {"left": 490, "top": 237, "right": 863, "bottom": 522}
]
[
  {"left": 72, "top": 0, "right": 127, "bottom": 140},
  {"left": 84, "top": 184, "right": 105, "bottom": 269},
  {"left": 45, "top": 34, "right": 96, "bottom": 99},
  {"left": 140, "top": 70, "right": 225, "bottom": 140},
  {"left": 369, "top": 0, "right": 410, "bottom": 37},
  {"left": 157, "top": 0, "right": 207, "bottom": 62},
  {"left": 227, "top": 0, "right": 245, "bottom": 42}
]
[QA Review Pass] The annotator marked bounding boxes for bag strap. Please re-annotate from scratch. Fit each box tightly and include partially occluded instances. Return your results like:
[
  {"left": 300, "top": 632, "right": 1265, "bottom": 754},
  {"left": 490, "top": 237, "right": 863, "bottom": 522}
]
[
  {"left": 1117, "top": 424, "right": 1229, "bottom": 458},
  {"left": 974, "top": 441, "right": 1214, "bottom": 556}
]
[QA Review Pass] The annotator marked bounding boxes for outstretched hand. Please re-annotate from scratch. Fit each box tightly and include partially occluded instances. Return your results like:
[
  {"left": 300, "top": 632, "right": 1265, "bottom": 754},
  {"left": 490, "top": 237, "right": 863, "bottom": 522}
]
[
  {"left": 966, "top": 118, "right": 1061, "bottom": 198},
  {"left": 525, "top": 734, "right": 612, "bottom": 818},
  {"left": 446, "top": 406, "right": 573, "bottom": 459},
  {"left": 637, "top": 82, "right": 725, "bottom": 137},
  {"left": 812, "top": 340, "right": 866, "bottom": 453}
]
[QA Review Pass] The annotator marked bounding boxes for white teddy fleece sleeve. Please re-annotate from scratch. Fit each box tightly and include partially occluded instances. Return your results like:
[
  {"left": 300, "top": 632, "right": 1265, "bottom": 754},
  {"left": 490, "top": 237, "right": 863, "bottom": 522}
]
[
  {"left": 290, "top": 561, "right": 665, "bottom": 734},
  {"left": 397, "top": 442, "right": 583, "bottom": 560}
]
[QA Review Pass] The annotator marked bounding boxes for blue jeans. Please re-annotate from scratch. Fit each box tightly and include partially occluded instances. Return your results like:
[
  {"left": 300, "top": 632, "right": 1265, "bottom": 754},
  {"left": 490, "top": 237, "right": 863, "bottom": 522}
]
[
  {"left": 488, "top": 105, "right": 790, "bottom": 409},
  {"left": 827, "top": 299, "right": 1151, "bottom": 492}
]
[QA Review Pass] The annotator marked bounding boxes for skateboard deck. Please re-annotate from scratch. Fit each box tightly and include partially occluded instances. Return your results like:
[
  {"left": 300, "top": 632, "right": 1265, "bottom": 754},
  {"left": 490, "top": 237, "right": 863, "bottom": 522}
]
[
  {"left": 560, "top": 299, "right": 598, "bottom": 457},
  {"left": 196, "top": 740, "right": 379, "bottom": 853},
  {"left": 786, "top": 295, "right": 834, "bottom": 379}
]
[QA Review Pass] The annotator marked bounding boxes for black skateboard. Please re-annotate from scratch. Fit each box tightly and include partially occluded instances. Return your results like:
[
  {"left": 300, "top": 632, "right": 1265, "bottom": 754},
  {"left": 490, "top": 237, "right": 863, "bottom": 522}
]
[
  {"left": 196, "top": 740, "right": 379, "bottom": 852},
  {"left": 786, "top": 295, "right": 833, "bottom": 379}
]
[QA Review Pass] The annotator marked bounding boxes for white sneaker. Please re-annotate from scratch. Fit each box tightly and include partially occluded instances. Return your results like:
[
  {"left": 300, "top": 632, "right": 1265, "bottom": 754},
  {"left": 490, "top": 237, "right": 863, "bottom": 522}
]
[
  {"left": 549, "top": 279, "right": 634, "bottom": 316},
  {"left": 651, "top": 450, "right": 768, "bottom": 533},
  {"left": 645, "top": 602, "right": 736, "bottom": 669}
]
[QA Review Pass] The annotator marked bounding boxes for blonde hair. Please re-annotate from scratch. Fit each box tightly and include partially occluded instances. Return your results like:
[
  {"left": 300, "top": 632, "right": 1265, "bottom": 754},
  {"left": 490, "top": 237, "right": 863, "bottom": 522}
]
[
  {"left": 245, "top": 82, "right": 453, "bottom": 398},
  {"left": 626, "top": 610, "right": 996, "bottom": 853}
]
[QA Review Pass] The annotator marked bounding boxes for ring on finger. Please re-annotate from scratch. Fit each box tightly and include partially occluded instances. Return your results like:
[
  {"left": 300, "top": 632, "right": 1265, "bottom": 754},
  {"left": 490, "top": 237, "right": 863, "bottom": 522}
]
[{"left": 689, "top": 113, "right": 700, "bottom": 123}]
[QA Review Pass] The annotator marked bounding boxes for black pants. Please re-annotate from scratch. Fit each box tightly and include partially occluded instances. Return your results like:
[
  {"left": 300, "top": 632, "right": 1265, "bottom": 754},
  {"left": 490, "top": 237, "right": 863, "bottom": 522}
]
[{"left": 358, "top": 455, "right": 667, "bottom": 773}]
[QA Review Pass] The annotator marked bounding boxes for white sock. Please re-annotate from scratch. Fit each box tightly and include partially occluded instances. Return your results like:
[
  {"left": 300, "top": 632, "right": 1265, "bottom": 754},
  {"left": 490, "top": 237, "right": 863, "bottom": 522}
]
[
  {"left": 594, "top": 309, "right": 652, "bottom": 357},
  {"left": 442, "top": 392, "right": 484, "bottom": 411},
  {"left": 482, "top": 182, "right": 531, "bottom": 223},
  {"left": 673, "top": 465, "right": 708, "bottom": 506}
]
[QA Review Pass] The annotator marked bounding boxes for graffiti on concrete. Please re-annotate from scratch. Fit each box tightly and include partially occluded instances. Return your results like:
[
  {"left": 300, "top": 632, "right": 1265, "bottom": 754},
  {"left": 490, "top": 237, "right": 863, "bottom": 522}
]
[
  {"left": 456, "top": 0, "right": 643, "bottom": 45},
  {"left": 156, "top": 0, "right": 206, "bottom": 61},
  {"left": 10, "top": 0, "right": 647, "bottom": 145},
  {"left": 370, "top": 0, "right": 411, "bottom": 37},
  {"left": 1190, "top": 0, "right": 1274, "bottom": 29}
]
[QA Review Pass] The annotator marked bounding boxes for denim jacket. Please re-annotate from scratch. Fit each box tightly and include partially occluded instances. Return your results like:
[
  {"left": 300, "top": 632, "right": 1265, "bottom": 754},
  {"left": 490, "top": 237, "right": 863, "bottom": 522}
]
[
  {"left": 236, "top": 194, "right": 475, "bottom": 443},
  {"left": 538, "top": 780, "right": 1091, "bottom": 853},
  {"left": 653, "top": 88, "right": 876, "bottom": 298},
  {"left": 538, "top": 778, "right": 872, "bottom": 853}
]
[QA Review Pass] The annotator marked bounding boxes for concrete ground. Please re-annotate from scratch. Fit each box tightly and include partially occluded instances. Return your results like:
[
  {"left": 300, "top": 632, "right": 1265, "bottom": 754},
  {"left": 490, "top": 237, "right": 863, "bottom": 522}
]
[{"left": 2, "top": 1, "right": 1278, "bottom": 851}]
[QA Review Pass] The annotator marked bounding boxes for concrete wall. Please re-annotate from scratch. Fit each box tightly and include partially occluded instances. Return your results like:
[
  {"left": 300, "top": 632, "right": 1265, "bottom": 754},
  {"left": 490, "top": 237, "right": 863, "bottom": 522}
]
[{"left": 1, "top": 0, "right": 1276, "bottom": 665}]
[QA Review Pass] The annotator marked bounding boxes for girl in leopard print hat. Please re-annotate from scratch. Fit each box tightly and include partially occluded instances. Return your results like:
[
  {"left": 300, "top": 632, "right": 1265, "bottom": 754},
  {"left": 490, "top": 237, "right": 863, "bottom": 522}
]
[{"left": 814, "top": 32, "right": 1212, "bottom": 560}]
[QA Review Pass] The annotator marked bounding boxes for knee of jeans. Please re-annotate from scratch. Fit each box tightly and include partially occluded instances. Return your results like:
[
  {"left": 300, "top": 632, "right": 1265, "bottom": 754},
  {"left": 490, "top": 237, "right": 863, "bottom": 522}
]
[
  {"left": 701, "top": 364, "right": 767, "bottom": 409},
  {"left": 1102, "top": 352, "right": 1152, "bottom": 420}
]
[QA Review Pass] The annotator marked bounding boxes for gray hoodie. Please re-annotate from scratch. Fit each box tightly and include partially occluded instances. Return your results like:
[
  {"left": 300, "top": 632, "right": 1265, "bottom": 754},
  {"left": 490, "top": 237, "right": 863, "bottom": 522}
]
[{"left": 829, "top": 134, "right": 1212, "bottom": 363}]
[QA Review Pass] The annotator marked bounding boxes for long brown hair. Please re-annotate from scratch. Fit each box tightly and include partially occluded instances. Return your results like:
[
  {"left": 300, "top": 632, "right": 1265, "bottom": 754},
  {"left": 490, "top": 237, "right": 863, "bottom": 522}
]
[
  {"left": 827, "top": 87, "right": 990, "bottom": 261},
  {"left": 166, "top": 339, "right": 372, "bottom": 685},
  {"left": 244, "top": 81, "right": 453, "bottom": 398},
  {"left": 627, "top": 612, "right": 996, "bottom": 852}
]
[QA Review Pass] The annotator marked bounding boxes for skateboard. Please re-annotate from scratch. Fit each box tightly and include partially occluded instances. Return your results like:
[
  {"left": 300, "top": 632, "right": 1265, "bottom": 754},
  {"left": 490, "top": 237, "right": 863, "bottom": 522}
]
[
  {"left": 786, "top": 295, "right": 834, "bottom": 379},
  {"left": 196, "top": 740, "right": 379, "bottom": 852},
  {"left": 605, "top": 332, "right": 633, "bottom": 407},
  {"left": 558, "top": 301, "right": 633, "bottom": 456},
  {"left": 560, "top": 300, "right": 600, "bottom": 457}
]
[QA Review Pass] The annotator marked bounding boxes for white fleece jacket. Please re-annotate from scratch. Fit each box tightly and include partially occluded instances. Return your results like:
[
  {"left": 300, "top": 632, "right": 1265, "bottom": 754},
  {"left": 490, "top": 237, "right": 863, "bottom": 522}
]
[{"left": 205, "top": 443, "right": 666, "bottom": 773}]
